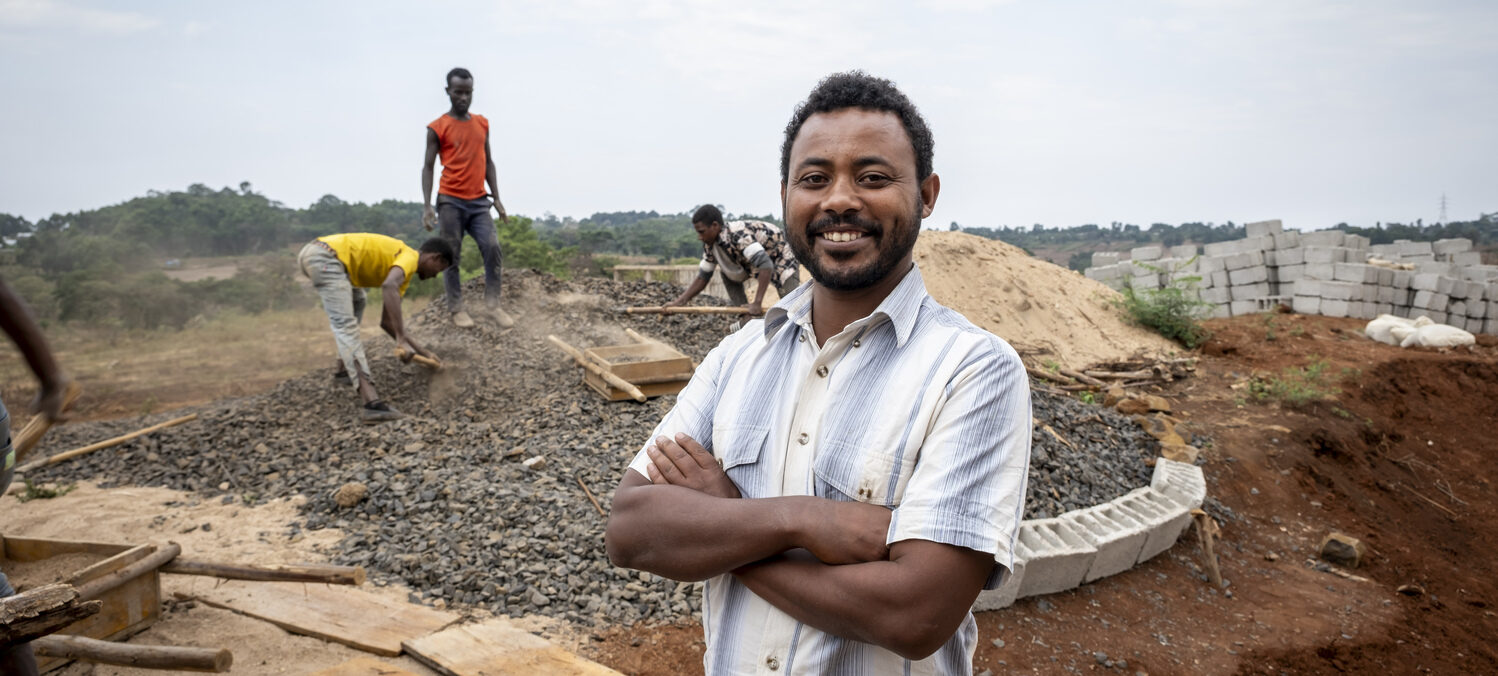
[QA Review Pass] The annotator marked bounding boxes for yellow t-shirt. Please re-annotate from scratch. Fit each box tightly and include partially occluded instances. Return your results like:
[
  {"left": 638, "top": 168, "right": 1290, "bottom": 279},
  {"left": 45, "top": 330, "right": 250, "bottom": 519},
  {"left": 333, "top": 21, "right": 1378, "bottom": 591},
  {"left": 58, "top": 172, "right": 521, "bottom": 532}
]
[{"left": 316, "top": 233, "right": 420, "bottom": 295}]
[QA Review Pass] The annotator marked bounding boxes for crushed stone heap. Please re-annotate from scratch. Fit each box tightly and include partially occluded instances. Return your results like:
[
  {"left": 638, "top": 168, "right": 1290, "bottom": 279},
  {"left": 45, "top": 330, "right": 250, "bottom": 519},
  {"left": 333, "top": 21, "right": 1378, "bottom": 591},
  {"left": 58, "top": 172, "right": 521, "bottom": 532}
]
[{"left": 29, "top": 270, "right": 1158, "bottom": 625}]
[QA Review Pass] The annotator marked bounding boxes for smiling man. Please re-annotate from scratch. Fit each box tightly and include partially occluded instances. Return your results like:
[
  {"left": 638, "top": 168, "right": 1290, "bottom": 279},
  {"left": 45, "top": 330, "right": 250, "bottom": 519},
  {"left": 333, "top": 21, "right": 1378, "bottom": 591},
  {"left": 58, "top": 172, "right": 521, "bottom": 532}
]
[{"left": 606, "top": 71, "right": 1032, "bottom": 674}]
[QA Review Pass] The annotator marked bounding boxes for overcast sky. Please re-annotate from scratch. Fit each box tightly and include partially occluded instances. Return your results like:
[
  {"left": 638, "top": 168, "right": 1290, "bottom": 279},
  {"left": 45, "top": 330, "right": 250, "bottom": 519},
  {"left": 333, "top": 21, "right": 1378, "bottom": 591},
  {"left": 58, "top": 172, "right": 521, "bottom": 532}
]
[{"left": 2, "top": 0, "right": 1494, "bottom": 231}]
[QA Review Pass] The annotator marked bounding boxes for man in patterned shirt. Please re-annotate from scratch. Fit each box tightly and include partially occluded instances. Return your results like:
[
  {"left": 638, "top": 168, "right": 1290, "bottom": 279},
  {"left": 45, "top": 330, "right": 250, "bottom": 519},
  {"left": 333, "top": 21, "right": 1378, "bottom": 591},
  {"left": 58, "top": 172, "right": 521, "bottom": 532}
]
[
  {"left": 606, "top": 71, "right": 1031, "bottom": 675},
  {"left": 665, "top": 206, "right": 800, "bottom": 317}
]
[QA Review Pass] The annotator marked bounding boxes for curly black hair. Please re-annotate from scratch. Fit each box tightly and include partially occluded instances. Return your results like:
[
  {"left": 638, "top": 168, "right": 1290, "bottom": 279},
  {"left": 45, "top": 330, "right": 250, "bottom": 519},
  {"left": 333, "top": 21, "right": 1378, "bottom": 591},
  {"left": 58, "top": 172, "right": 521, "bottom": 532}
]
[
  {"left": 779, "top": 71, "right": 934, "bottom": 183},
  {"left": 419, "top": 236, "right": 457, "bottom": 266},
  {"left": 446, "top": 67, "right": 473, "bottom": 87},
  {"left": 690, "top": 204, "right": 724, "bottom": 227}
]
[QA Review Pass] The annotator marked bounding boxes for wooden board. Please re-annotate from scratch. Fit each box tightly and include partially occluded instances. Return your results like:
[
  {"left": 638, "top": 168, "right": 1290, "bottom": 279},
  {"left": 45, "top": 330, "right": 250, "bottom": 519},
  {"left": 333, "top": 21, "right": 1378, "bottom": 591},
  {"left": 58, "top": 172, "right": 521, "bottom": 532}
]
[
  {"left": 403, "top": 618, "right": 622, "bottom": 676},
  {"left": 185, "top": 581, "right": 457, "bottom": 657},
  {"left": 582, "top": 371, "right": 691, "bottom": 401},
  {"left": 2, "top": 535, "right": 162, "bottom": 673},
  {"left": 583, "top": 342, "right": 693, "bottom": 382},
  {"left": 309, "top": 656, "right": 425, "bottom": 676}
]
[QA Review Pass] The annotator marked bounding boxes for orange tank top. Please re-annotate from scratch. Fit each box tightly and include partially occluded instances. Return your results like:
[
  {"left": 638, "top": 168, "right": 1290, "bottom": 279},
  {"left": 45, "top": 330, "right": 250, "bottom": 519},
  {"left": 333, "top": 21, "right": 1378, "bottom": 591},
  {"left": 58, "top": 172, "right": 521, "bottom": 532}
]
[{"left": 429, "top": 113, "right": 490, "bottom": 200}]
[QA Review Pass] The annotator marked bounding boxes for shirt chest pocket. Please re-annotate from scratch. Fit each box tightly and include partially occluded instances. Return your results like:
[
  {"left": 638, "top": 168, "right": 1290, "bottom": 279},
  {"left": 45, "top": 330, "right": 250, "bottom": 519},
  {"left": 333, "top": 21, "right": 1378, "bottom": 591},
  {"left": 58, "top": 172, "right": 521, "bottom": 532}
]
[
  {"left": 712, "top": 424, "right": 771, "bottom": 498},
  {"left": 812, "top": 439, "right": 917, "bottom": 507}
]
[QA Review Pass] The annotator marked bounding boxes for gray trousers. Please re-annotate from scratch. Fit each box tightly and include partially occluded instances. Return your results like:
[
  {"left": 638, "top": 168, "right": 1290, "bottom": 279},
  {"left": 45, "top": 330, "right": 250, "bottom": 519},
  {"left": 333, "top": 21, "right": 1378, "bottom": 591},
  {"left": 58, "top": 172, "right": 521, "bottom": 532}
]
[
  {"left": 438, "top": 194, "right": 503, "bottom": 312},
  {"left": 299, "top": 242, "right": 369, "bottom": 388},
  {"left": 722, "top": 270, "right": 802, "bottom": 305}
]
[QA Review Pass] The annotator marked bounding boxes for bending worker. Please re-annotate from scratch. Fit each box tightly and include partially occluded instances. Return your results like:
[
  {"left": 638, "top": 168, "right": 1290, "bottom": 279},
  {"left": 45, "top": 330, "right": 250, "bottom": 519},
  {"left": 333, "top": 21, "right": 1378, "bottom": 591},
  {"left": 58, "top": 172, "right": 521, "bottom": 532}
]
[
  {"left": 298, "top": 233, "right": 453, "bottom": 424},
  {"left": 665, "top": 205, "right": 801, "bottom": 317}
]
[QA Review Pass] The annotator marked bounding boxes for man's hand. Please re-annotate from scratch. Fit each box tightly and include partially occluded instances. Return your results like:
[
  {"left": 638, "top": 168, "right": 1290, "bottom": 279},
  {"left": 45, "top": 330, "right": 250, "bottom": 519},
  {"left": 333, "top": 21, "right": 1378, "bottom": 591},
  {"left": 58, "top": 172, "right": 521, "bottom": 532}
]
[
  {"left": 422, "top": 205, "right": 437, "bottom": 231},
  {"left": 493, "top": 200, "right": 509, "bottom": 223},
  {"left": 797, "top": 500, "right": 892, "bottom": 565},
  {"left": 32, "top": 376, "right": 74, "bottom": 421},
  {"left": 662, "top": 298, "right": 684, "bottom": 308},
  {"left": 742, "top": 302, "right": 764, "bottom": 317},
  {"left": 645, "top": 433, "right": 740, "bottom": 499}
]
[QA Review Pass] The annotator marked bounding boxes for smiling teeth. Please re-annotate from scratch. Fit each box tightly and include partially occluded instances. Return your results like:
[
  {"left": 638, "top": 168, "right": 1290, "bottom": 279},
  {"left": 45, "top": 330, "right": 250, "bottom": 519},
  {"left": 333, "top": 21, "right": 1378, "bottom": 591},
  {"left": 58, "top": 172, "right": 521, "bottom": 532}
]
[{"left": 822, "top": 231, "right": 862, "bottom": 242}]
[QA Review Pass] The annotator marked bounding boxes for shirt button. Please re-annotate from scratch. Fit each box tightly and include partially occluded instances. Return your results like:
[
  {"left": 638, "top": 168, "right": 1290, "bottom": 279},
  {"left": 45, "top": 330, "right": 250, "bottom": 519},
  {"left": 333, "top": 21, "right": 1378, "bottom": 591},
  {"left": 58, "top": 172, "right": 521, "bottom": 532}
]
[
  {"left": 816, "top": 365, "right": 829, "bottom": 378},
  {"left": 797, "top": 333, "right": 806, "bottom": 343},
  {"left": 852, "top": 339, "right": 861, "bottom": 347},
  {"left": 767, "top": 656, "right": 780, "bottom": 671},
  {"left": 797, "top": 432, "right": 810, "bottom": 445}
]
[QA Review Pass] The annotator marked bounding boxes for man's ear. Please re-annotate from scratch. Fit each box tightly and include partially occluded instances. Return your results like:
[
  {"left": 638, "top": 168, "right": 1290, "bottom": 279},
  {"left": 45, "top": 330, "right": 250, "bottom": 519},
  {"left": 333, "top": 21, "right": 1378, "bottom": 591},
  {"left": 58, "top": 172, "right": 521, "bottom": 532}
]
[{"left": 919, "top": 173, "right": 941, "bottom": 219}]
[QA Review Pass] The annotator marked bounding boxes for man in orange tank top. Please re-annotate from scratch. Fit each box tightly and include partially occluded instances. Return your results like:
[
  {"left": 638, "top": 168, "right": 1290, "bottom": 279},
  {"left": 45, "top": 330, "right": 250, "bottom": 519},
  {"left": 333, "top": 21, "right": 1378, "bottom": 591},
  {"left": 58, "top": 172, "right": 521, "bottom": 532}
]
[{"left": 422, "top": 67, "right": 513, "bottom": 329}]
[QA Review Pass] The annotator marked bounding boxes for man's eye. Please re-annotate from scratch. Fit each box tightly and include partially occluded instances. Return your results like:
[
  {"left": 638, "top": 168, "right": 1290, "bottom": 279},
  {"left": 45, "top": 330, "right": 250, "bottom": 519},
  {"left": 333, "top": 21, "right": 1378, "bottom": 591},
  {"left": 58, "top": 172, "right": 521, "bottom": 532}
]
[
  {"left": 860, "top": 174, "right": 890, "bottom": 185},
  {"left": 799, "top": 175, "right": 828, "bottom": 185}
]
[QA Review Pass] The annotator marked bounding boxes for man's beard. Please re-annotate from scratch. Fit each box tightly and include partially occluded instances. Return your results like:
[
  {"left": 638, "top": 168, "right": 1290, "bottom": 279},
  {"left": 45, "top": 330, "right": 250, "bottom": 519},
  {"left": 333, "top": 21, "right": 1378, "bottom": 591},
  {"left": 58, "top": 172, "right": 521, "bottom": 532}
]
[{"left": 790, "top": 206, "right": 921, "bottom": 291}]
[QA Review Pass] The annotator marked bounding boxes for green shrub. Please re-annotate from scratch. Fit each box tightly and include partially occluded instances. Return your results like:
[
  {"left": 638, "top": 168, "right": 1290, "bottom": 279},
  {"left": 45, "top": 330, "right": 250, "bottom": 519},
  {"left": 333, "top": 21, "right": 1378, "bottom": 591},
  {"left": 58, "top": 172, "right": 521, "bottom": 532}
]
[
  {"left": 1248, "top": 357, "right": 1341, "bottom": 407},
  {"left": 1112, "top": 260, "right": 1213, "bottom": 348}
]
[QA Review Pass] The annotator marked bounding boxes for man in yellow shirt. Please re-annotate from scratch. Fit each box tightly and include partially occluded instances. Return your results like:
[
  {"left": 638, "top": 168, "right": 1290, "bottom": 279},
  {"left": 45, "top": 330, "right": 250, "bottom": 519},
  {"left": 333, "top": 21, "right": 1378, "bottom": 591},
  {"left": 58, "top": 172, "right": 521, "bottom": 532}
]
[{"left": 298, "top": 233, "right": 454, "bottom": 424}]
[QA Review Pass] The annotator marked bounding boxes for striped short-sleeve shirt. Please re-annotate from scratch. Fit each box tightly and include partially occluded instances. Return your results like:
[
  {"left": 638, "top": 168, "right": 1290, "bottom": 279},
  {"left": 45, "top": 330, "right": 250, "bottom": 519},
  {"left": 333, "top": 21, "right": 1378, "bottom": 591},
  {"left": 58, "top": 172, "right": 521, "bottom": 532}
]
[{"left": 626, "top": 264, "right": 1032, "bottom": 675}]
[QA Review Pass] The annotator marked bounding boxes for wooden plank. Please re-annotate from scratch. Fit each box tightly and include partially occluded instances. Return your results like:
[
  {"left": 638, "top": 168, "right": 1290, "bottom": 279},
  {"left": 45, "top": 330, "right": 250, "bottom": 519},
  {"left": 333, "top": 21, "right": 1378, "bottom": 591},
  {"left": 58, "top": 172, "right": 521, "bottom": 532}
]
[
  {"left": 403, "top": 618, "right": 622, "bottom": 676},
  {"left": 308, "top": 657, "right": 425, "bottom": 676},
  {"left": 182, "top": 581, "right": 457, "bottom": 657},
  {"left": 1, "top": 536, "right": 130, "bottom": 563},
  {"left": 582, "top": 372, "right": 689, "bottom": 401}
]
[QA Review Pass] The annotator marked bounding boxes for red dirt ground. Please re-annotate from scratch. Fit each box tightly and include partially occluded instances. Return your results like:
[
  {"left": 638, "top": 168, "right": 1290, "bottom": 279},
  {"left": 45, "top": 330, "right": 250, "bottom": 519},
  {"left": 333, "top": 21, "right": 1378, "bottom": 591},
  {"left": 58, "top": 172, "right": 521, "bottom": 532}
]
[{"left": 583, "top": 313, "right": 1498, "bottom": 675}]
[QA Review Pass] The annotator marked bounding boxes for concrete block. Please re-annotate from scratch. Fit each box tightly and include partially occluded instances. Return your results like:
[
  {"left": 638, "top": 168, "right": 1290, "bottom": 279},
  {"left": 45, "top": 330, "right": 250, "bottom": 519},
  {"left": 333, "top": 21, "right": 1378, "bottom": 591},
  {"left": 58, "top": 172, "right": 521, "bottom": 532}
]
[
  {"left": 1210, "top": 270, "right": 1230, "bottom": 288},
  {"left": 1487, "top": 318, "right": 1498, "bottom": 335},
  {"left": 1224, "top": 251, "right": 1266, "bottom": 270},
  {"left": 1426, "top": 310, "right": 1448, "bottom": 325},
  {"left": 1245, "top": 219, "right": 1284, "bottom": 238},
  {"left": 1015, "top": 518, "right": 1098, "bottom": 598},
  {"left": 1465, "top": 266, "right": 1498, "bottom": 283},
  {"left": 1344, "top": 234, "right": 1371, "bottom": 250},
  {"left": 1413, "top": 290, "right": 1449, "bottom": 311},
  {"left": 1452, "top": 251, "right": 1483, "bottom": 266},
  {"left": 1412, "top": 273, "right": 1443, "bottom": 292},
  {"left": 1091, "top": 251, "right": 1122, "bottom": 267},
  {"left": 972, "top": 555, "right": 1027, "bottom": 611},
  {"left": 1332, "top": 263, "right": 1377, "bottom": 284},
  {"left": 1300, "top": 230, "right": 1347, "bottom": 247},
  {"left": 1067, "top": 505, "right": 1149, "bottom": 583},
  {"left": 1273, "top": 231, "right": 1302, "bottom": 250},
  {"left": 1241, "top": 235, "right": 1276, "bottom": 251},
  {"left": 1197, "top": 255, "right": 1226, "bottom": 273},
  {"left": 1151, "top": 458, "right": 1207, "bottom": 508},
  {"left": 1169, "top": 244, "right": 1198, "bottom": 259},
  {"left": 1278, "top": 264, "right": 1306, "bottom": 282},
  {"left": 1470, "top": 301, "right": 1487, "bottom": 319},
  {"left": 1202, "top": 241, "right": 1235, "bottom": 257},
  {"left": 1229, "top": 266, "right": 1269, "bottom": 285},
  {"left": 1415, "top": 261, "right": 1455, "bottom": 275},
  {"left": 1433, "top": 238, "right": 1473, "bottom": 255},
  {"left": 1376, "top": 303, "right": 1395, "bottom": 317},
  {"left": 1085, "top": 265, "right": 1124, "bottom": 282},
  {"left": 1393, "top": 270, "right": 1413, "bottom": 288},
  {"left": 1276, "top": 246, "right": 1305, "bottom": 265},
  {"left": 1450, "top": 280, "right": 1469, "bottom": 300},
  {"left": 1321, "top": 299, "right": 1351, "bottom": 318},
  {"left": 1208, "top": 304, "right": 1230, "bottom": 319},
  {"left": 1114, "top": 488, "right": 1194, "bottom": 564},
  {"left": 1376, "top": 286, "right": 1397, "bottom": 304},
  {"left": 1371, "top": 243, "right": 1400, "bottom": 257},
  {"left": 1131, "top": 245, "right": 1163, "bottom": 262},
  {"left": 1303, "top": 262, "right": 1335, "bottom": 280},
  {"left": 1131, "top": 274, "right": 1162, "bottom": 291},
  {"left": 1230, "top": 282, "right": 1272, "bottom": 301},
  {"left": 1398, "top": 240, "right": 1434, "bottom": 255},
  {"left": 1201, "top": 287, "right": 1230, "bottom": 304},
  {"left": 1229, "top": 299, "right": 1261, "bottom": 316},
  {"left": 1450, "top": 301, "right": 1468, "bottom": 317},
  {"left": 1405, "top": 253, "right": 1437, "bottom": 263},
  {"left": 1292, "top": 296, "right": 1321, "bottom": 314},
  {"left": 1377, "top": 268, "right": 1395, "bottom": 286},
  {"left": 1302, "top": 247, "right": 1347, "bottom": 264},
  {"left": 1467, "top": 317, "right": 1485, "bottom": 333},
  {"left": 1316, "top": 280, "right": 1363, "bottom": 301}
]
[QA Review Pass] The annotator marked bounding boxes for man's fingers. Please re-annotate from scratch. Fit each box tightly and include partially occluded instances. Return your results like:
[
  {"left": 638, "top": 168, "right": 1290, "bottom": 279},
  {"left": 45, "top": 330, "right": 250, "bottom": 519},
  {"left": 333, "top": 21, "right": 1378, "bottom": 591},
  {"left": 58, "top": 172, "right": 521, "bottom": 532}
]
[
  {"left": 655, "top": 435, "right": 698, "bottom": 472},
  {"left": 646, "top": 444, "right": 680, "bottom": 483},
  {"left": 674, "top": 433, "right": 716, "bottom": 471}
]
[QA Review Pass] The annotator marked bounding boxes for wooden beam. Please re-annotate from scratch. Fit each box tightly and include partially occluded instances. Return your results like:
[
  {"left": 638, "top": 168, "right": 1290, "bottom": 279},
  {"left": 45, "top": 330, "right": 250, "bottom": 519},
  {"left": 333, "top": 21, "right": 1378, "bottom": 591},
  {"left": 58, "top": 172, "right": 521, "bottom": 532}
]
[
  {"left": 32, "top": 634, "right": 231, "bottom": 672},
  {"left": 160, "top": 560, "right": 364, "bottom": 586},
  {"left": 624, "top": 306, "right": 745, "bottom": 315},
  {"left": 0, "top": 584, "right": 102, "bottom": 647},
  {"left": 74, "top": 543, "right": 180, "bottom": 601},
  {"left": 16, "top": 414, "right": 198, "bottom": 473}
]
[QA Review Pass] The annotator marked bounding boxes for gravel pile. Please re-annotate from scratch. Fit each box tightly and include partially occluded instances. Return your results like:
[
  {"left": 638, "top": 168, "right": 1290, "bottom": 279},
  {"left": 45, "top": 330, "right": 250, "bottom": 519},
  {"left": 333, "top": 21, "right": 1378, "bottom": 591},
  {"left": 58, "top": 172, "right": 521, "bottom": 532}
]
[{"left": 27, "top": 270, "right": 1156, "bottom": 625}]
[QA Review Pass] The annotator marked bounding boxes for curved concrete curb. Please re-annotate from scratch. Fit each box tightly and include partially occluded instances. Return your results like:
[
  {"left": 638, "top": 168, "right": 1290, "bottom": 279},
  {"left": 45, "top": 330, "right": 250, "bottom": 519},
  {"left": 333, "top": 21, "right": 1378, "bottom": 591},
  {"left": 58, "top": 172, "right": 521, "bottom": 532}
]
[{"left": 973, "top": 458, "right": 1205, "bottom": 611}]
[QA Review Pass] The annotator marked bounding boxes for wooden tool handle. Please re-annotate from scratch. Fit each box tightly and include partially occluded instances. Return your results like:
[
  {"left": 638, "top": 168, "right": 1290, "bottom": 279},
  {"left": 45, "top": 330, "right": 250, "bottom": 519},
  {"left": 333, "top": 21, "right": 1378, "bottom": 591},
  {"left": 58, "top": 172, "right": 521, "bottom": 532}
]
[
  {"left": 16, "top": 414, "right": 198, "bottom": 473},
  {"left": 546, "top": 335, "right": 648, "bottom": 403},
  {"left": 625, "top": 306, "right": 748, "bottom": 315},
  {"left": 12, "top": 381, "right": 83, "bottom": 463},
  {"left": 33, "top": 634, "right": 232, "bottom": 672},
  {"left": 161, "top": 560, "right": 365, "bottom": 586},
  {"left": 395, "top": 348, "right": 442, "bottom": 369}
]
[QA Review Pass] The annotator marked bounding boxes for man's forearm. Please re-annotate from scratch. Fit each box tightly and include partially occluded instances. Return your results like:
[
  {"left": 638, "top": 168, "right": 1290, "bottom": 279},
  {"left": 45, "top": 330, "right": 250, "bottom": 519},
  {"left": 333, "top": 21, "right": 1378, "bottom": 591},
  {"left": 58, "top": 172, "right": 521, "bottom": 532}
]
[
  {"left": 752, "top": 268, "right": 772, "bottom": 307},
  {"left": 734, "top": 541, "right": 993, "bottom": 660},
  {"left": 672, "top": 276, "right": 708, "bottom": 305},
  {"left": 381, "top": 286, "right": 404, "bottom": 340},
  {"left": 0, "top": 278, "right": 65, "bottom": 386},
  {"left": 486, "top": 161, "right": 500, "bottom": 202},
  {"left": 607, "top": 474, "right": 812, "bottom": 581},
  {"left": 422, "top": 168, "right": 434, "bottom": 207}
]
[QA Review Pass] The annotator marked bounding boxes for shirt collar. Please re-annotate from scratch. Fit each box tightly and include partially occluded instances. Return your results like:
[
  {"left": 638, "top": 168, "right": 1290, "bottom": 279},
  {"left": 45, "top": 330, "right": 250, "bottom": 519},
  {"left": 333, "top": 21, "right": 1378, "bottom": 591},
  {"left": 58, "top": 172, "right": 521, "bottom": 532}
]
[{"left": 764, "top": 263, "right": 929, "bottom": 347}]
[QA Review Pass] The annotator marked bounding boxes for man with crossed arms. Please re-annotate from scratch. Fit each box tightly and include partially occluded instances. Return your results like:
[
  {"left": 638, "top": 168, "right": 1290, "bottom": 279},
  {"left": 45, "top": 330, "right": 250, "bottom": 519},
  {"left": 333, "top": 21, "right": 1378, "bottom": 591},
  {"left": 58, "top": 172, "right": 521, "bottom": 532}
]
[{"left": 606, "top": 71, "right": 1031, "bottom": 674}]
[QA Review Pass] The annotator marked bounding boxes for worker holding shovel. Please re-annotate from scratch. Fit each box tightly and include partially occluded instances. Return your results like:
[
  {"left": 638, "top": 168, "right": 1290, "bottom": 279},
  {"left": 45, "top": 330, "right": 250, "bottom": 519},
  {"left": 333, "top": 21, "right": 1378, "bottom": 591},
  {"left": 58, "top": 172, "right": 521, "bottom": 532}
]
[
  {"left": 664, "top": 205, "right": 802, "bottom": 322},
  {"left": 297, "top": 234, "right": 453, "bottom": 424},
  {"left": 0, "top": 273, "right": 74, "bottom": 676}
]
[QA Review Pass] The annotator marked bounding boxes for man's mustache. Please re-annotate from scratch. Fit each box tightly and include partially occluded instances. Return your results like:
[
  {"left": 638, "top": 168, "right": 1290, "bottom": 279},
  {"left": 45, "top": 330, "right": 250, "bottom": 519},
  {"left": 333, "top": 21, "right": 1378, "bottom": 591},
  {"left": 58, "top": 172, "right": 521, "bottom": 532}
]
[{"left": 807, "top": 213, "right": 881, "bottom": 237}]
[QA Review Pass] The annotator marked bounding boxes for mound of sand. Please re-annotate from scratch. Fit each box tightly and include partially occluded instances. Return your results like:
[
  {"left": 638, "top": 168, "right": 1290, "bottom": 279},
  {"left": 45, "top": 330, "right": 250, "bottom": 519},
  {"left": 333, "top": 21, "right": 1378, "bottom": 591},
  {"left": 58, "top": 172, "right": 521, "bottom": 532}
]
[{"left": 913, "top": 230, "right": 1179, "bottom": 367}]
